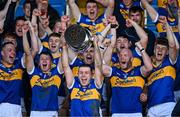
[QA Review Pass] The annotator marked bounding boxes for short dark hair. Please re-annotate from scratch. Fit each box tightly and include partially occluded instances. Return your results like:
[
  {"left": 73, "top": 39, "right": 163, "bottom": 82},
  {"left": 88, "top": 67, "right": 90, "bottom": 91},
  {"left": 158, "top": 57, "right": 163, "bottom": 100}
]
[
  {"left": 129, "top": 6, "right": 143, "bottom": 15},
  {"left": 79, "top": 64, "right": 93, "bottom": 72},
  {"left": 48, "top": 32, "right": 61, "bottom": 40},
  {"left": 86, "top": 0, "right": 98, "bottom": 6},
  {"left": 1, "top": 42, "right": 15, "bottom": 49},
  {"left": 15, "top": 16, "right": 26, "bottom": 25},
  {"left": 39, "top": 51, "right": 53, "bottom": 61},
  {"left": 117, "top": 33, "right": 129, "bottom": 40},
  {"left": 155, "top": 37, "right": 169, "bottom": 48},
  {"left": 23, "top": 0, "right": 31, "bottom": 9}
]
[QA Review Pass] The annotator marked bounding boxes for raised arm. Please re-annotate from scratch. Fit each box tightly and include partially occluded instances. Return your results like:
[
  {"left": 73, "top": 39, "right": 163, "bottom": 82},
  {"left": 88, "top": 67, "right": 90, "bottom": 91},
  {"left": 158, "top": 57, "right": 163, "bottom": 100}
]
[
  {"left": 165, "top": 20, "right": 179, "bottom": 64},
  {"left": 141, "top": 0, "right": 159, "bottom": 22},
  {"left": 178, "top": 8, "right": 180, "bottom": 35},
  {"left": 22, "top": 22, "right": 34, "bottom": 73},
  {"left": 0, "top": 0, "right": 11, "bottom": 20},
  {"left": 62, "top": 44, "right": 74, "bottom": 88},
  {"left": 57, "top": 51, "right": 64, "bottom": 74},
  {"left": 68, "top": 0, "right": 81, "bottom": 21},
  {"left": 104, "top": 0, "right": 114, "bottom": 17},
  {"left": 135, "top": 42, "right": 152, "bottom": 77},
  {"left": 93, "top": 36, "right": 103, "bottom": 88},
  {"left": 28, "top": 22, "right": 39, "bottom": 58},
  {"left": 126, "top": 19, "right": 148, "bottom": 49},
  {"left": 103, "top": 16, "right": 117, "bottom": 65}
]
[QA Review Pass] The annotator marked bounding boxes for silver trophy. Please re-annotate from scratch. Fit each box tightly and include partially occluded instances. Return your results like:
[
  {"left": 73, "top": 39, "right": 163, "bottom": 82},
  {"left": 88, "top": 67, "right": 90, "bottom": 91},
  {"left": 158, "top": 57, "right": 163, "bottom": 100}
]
[{"left": 64, "top": 24, "right": 92, "bottom": 53}]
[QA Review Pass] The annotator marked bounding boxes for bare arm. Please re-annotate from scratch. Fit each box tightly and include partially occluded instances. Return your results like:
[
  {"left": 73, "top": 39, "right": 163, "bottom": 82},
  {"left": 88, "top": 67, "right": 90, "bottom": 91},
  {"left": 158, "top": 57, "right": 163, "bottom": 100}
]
[
  {"left": 93, "top": 36, "right": 103, "bottom": 88},
  {"left": 135, "top": 42, "right": 152, "bottom": 77},
  {"left": 68, "top": 0, "right": 81, "bottom": 21},
  {"left": 0, "top": 0, "right": 11, "bottom": 20},
  {"left": 126, "top": 19, "right": 148, "bottom": 49},
  {"left": 141, "top": 0, "right": 159, "bottom": 22},
  {"left": 22, "top": 22, "right": 34, "bottom": 73},
  {"left": 103, "top": 28, "right": 116, "bottom": 65},
  {"left": 166, "top": 22, "right": 179, "bottom": 64},
  {"left": 57, "top": 52, "right": 64, "bottom": 74},
  {"left": 28, "top": 22, "right": 39, "bottom": 58},
  {"left": 62, "top": 44, "right": 74, "bottom": 88},
  {"left": 97, "top": 23, "right": 111, "bottom": 45},
  {"left": 103, "top": 16, "right": 118, "bottom": 65},
  {"left": 104, "top": 0, "right": 114, "bottom": 17}
]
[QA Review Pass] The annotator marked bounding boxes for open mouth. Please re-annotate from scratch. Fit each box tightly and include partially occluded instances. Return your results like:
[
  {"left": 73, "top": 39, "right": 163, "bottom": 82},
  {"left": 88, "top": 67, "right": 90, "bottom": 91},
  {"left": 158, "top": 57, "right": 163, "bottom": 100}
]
[
  {"left": 121, "top": 61, "right": 126, "bottom": 65},
  {"left": 157, "top": 53, "right": 162, "bottom": 57},
  {"left": 81, "top": 78, "right": 88, "bottom": 84},
  {"left": 9, "top": 56, "right": 15, "bottom": 61},
  {"left": 18, "top": 29, "right": 22, "bottom": 33},
  {"left": 42, "top": 63, "right": 48, "bottom": 69},
  {"left": 90, "top": 11, "right": 95, "bottom": 16},
  {"left": 120, "top": 44, "right": 125, "bottom": 49},
  {"left": 51, "top": 45, "right": 56, "bottom": 49}
]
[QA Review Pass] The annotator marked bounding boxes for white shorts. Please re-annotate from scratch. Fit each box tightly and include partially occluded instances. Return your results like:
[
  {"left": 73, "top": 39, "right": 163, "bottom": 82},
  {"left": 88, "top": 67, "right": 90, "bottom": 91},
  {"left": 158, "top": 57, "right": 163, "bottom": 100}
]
[
  {"left": 112, "top": 113, "right": 143, "bottom": 117},
  {"left": 30, "top": 111, "right": 58, "bottom": 117},
  {"left": 0, "top": 103, "right": 22, "bottom": 117},
  {"left": 147, "top": 102, "right": 176, "bottom": 117}
]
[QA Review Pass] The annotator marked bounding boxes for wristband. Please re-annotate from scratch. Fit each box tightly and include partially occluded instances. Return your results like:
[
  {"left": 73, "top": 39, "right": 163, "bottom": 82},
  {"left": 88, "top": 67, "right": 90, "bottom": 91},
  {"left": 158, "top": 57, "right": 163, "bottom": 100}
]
[
  {"left": 140, "top": 48, "right": 145, "bottom": 52},
  {"left": 111, "top": 24, "right": 118, "bottom": 28},
  {"left": 99, "top": 45, "right": 105, "bottom": 50}
]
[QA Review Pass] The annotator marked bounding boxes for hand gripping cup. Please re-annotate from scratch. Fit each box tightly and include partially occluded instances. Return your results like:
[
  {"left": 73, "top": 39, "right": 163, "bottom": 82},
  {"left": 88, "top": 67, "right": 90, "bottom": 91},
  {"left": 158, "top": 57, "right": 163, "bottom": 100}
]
[{"left": 64, "top": 24, "right": 92, "bottom": 53}]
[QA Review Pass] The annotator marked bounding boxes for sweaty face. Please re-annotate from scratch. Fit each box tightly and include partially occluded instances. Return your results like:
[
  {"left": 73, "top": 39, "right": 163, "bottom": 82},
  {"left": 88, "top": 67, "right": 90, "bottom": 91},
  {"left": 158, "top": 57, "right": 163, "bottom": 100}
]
[
  {"left": 118, "top": 49, "right": 132, "bottom": 70},
  {"left": 78, "top": 67, "right": 92, "bottom": 87},
  {"left": 86, "top": 2, "right": 98, "bottom": 20},
  {"left": 23, "top": 3, "right": 31, "bottom": 18},
  {"left": 129, "top": 12, "right": 142, "bottom": 25},
  {"left": 15, "top": 20, "right": 25, "bottom": 37},
  {"left": 1, "top": 44, "right": 16, "bottom": 65},
  {"left": 39, "top": 54, "right": 52, "bottom": 72},
  {"left": 154, "top": 44, "right": 168, "bottom": 62},
  {"left": 48, "top": 36, "right": 60, "bottom": 53},
  {"left": 116, "top": 37, "right": 130, "bottom": 52},
  {"left": 83, "top": 47, "right": 94, "bottom": 65}
]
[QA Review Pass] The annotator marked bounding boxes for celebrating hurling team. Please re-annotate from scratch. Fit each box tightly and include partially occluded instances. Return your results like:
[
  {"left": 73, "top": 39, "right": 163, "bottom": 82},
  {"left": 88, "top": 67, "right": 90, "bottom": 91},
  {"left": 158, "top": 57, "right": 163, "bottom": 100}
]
[{"left": 0, "top": 0, "right": 180, "bottom": 117}]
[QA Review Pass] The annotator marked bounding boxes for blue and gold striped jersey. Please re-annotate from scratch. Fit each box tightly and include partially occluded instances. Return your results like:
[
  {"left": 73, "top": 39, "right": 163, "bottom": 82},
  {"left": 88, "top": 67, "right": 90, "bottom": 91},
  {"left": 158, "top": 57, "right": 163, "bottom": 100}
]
[
  {"left": 117, "top": 0, "right": 141, "bottom": 20},
  {"left": 77, "top": 14, "right": 106, "bottom": 35},
  {"left": 109, "top": 66, "right": 145, "bottom": 113},
  {"left": 147, "top": 56, "right": 176, "bottom": 108},
  {"left": 28, "top": 66, "right": 63, "bottom": 111},
  {"left": 156, "top": 8, "right": 180, "bottom": 42},
  {"left": 0, "top": 59, "right": 24, "bottom": 105},
  {"left": 69, "top": 77, "right": 102, "bottom": 116}
]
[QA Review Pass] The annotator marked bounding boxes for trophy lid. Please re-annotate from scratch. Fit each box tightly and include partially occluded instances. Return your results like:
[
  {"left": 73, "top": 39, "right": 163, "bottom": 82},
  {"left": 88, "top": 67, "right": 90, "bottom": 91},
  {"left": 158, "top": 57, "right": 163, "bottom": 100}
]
[{"left": 64, "top": 24, "right": 92, "bottom": 53}]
